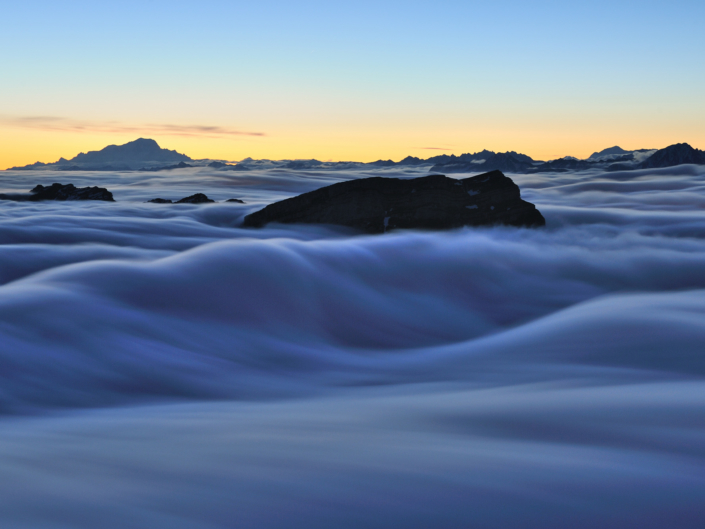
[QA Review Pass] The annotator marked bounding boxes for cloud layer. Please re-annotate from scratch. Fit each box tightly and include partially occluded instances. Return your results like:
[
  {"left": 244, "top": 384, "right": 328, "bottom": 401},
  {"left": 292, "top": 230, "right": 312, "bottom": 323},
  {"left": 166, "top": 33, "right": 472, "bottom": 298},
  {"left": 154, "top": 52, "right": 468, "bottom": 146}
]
[{"left": 0, "top": 164, "right": 704, "bottom": 526}]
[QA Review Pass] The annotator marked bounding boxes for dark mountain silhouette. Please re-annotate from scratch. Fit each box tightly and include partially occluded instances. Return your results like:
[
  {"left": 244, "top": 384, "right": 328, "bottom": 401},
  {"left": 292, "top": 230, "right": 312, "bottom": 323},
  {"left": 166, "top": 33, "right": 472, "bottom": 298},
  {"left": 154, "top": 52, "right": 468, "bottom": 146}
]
[
  {"left": 532, "top": 158, "right": 596, "bottom": 173},
  {"left": 369, "top": 159, "right": 397, "bottom": 167},
  {"left": 504, "top": 151, "right": 535, "bottom": 164},
  {"left": 639, "top": 143, "right": 705, "bottom": 169},
  {"left": 588, "top": 146, "right": 629, "bottom": 160},
  {"left": 72, "top": 138, "right": 190, "bottom": 165},
  {"left": 430, "top": 152, "right": 534, "bottom": 174},
  {"left": 426, "top": 150, "right": 499, "bottom": 165},
  {"left": 11, "top": 161, "right": 48, "bottom": 170},
  {"left": 389, "top": 150, "right": 537, "bottom": 172},
  {"left": 395, "top": 156, "right": 425, "bottom": 166},
  {"left": 8, "top": 138, "right": 191, "bottom": 171},
  {"left": 481, "top": 153, "right": 535, "bottom": 172},
  {"left": 6, "top": 140, "right": 704, "bottom": 174},
  {"left": 243, "top": 171, "right": 544, "bottom": 233}
]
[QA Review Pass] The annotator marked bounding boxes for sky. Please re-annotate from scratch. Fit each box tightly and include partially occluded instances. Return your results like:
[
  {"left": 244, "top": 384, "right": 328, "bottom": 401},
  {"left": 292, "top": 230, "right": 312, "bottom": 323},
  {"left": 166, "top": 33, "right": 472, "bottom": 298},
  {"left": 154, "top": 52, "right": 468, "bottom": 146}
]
[{"left": 1, "top": 0, "right": 704, "bottom": 168}]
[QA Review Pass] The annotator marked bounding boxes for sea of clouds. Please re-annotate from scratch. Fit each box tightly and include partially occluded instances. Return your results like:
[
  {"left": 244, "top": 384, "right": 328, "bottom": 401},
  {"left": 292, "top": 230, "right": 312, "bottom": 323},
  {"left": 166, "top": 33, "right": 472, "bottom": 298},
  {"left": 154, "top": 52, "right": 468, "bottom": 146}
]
[{"left": 0, "top": 164, "right": 704, "bottom": 527}]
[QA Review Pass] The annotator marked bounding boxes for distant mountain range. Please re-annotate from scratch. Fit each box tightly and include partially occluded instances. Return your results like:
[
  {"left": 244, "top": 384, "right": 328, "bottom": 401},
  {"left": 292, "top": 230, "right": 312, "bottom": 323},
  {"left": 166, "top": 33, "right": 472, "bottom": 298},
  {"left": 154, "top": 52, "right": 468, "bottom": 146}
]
[
  {"left": 6, "top": 139, "right": 705, "bottom": 174},
  {"left": 426, "top": 143, "right": 703, "bottom": 174}
]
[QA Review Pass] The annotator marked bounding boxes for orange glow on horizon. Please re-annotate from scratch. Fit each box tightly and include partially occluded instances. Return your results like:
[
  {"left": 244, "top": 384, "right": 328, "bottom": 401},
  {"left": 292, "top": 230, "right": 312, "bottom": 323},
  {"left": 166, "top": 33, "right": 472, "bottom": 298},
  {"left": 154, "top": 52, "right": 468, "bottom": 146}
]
[{"left": 1, "top": 124, "right": 703, "bottom": 170}]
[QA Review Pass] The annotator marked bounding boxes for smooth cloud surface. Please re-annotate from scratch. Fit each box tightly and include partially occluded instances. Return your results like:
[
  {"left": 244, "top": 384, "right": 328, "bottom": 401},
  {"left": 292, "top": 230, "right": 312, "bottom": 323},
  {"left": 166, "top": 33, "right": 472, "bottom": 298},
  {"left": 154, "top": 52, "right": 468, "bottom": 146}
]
[{"left": 0, "top": 164, "right": 704, "bottom": 527}]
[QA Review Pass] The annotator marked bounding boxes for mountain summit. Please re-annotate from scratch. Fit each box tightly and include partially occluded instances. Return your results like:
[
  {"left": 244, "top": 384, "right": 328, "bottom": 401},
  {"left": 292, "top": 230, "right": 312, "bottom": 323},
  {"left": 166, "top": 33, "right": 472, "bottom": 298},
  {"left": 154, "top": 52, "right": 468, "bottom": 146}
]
[
  {"left": 639, "top": 143, "right": 705, "bottom": 169},
  {"left": 9, "top": 138, "right": 191, "bottom": 171},
  {"left": 588, "top": 146, "right": 629, "bottom": 161},
  {"left": 71, "top": 138, "right": 190, "bottom": 166}
]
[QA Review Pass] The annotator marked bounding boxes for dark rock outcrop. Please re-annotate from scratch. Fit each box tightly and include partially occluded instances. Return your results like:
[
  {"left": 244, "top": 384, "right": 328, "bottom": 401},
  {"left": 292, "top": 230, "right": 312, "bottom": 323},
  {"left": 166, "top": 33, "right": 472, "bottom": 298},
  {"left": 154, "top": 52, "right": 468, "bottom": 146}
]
[
  {"left": 243, "top": 171, "right": 544, "bottom": 233},
  {"left": 176, "top": 193, "right": 215, "bottom": 204},
  {"left": 226, "top": 198, "right": 245, "bottom": 203},
  {"left": 147, "top": 193, "right": 216, "bottom": 204},
  {"left": 639, "top": 143, "right": 705, "bottom": 169},
  {"left": 0, "top": 183, "right": 114, "bottom": 202}
]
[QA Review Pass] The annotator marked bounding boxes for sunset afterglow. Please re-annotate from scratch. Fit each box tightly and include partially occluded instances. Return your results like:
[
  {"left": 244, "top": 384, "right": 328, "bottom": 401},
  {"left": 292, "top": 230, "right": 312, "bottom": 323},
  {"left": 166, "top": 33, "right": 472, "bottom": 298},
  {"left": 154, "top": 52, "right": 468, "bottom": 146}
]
[{"left": 2, "top": 0, "right": 703, "bottom": 168}]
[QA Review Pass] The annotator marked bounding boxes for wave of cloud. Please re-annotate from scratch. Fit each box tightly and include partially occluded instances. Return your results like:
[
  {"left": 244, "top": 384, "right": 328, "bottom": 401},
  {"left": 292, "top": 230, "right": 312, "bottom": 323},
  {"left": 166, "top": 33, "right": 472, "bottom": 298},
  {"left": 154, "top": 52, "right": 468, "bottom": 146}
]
[
  {"left": 0, "top": 163, "right": 704, "bottom": 412},
  {"left": 0, "top": 115, "right": 265, "bottom": 138}
]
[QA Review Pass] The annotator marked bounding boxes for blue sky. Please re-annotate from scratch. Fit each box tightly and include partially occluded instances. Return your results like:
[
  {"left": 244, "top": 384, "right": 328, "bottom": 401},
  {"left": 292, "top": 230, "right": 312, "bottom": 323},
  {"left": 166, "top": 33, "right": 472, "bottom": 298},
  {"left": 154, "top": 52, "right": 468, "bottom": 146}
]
[{"left": 1, "top": 0, "right": 703, "bottom": 165}]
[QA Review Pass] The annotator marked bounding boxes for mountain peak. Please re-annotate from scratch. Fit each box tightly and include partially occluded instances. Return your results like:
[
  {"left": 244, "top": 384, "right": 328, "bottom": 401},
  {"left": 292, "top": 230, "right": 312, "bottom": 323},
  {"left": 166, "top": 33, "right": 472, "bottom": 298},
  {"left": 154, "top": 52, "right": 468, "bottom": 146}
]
[
  {"left": 588, "top": 146, "right": 629, "bottom": 161},
  {"left": 640, "top": 143, "right": 705, "bottom": 169},
  {"left": 71, "top": 138, "right": 190, "bottom": 167},
  {"left": 128, "top": 138, "right": 160, "bottom": 147},
  {"left": 6, "top": 138, "right": 192, "bottom": 171}
]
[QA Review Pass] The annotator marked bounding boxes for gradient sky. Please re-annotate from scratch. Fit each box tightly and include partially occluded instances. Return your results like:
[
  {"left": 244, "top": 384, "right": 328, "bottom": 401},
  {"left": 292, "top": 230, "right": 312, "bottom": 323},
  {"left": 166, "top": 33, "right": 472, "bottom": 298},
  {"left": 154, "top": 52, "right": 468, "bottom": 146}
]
[{"left": 1, "top": 0, "right": 704, "bottom": 168}]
